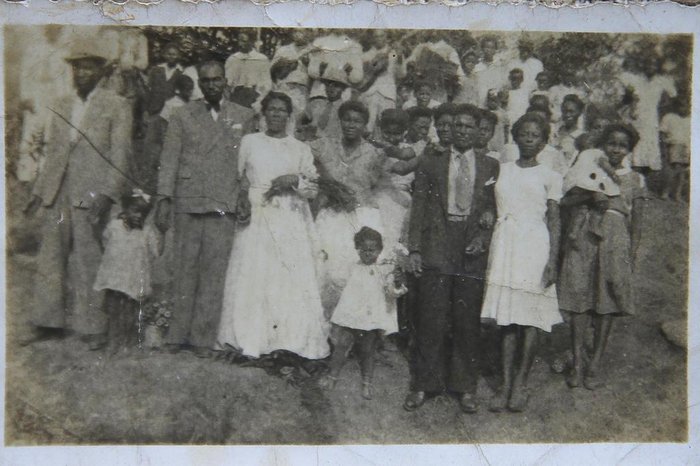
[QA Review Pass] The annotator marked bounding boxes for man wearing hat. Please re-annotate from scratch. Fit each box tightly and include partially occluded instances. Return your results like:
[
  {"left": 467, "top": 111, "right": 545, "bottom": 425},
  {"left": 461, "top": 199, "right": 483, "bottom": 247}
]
[
  {"left": 300, "top": 63, "right": 351, "bottom": 140},
  {"left": 24, "top": 42, "right": 133, "bottom": 349}
]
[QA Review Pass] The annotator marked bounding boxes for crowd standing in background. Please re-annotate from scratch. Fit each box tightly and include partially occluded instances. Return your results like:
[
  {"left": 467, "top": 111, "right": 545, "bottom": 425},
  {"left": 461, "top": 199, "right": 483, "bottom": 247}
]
[{"left": 11, "top": 26, "right": 691, "bottom": 414}]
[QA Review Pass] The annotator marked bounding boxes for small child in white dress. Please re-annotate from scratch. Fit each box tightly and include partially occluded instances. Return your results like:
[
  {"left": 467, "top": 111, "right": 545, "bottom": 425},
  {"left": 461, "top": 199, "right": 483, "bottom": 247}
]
[
  {"left": 319, "top": 227, "right": 407, "bottom": 400},
  {"left": 93, "top": 190, "right": 162, "bottom": 356}
]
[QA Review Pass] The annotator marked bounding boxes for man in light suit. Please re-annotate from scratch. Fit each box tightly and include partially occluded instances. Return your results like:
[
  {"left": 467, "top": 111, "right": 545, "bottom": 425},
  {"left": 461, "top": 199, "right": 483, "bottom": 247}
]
[
  {"left": 24, "top": 43, "right": 133, "bottom": 349},
  {"left": 404, "top": 104, "right": 500, "bottom": 413},
  {"left": 155, "top": 60, "right": 255, "bottom": 355}
]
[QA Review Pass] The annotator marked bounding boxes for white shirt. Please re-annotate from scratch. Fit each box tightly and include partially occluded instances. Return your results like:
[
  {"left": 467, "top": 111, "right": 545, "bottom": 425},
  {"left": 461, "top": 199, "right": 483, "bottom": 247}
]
[
  {"left": 158, "top": 63, "right": 183, "bottom": 81},
  {"left": 447, "top": 148, "right": 476, "bottom": 216},
  {"left": 70, "top": 90, "right": 98, "bottom": 142}
]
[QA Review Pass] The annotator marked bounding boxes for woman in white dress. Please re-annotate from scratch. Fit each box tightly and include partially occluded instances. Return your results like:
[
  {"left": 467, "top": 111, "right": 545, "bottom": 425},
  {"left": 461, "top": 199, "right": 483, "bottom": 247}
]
[
  {"left": 217, "top": 92, "right": 330, "bottom": 360},
  {"left": 481, "top": 112, "right": 563, "bottom": 413}
]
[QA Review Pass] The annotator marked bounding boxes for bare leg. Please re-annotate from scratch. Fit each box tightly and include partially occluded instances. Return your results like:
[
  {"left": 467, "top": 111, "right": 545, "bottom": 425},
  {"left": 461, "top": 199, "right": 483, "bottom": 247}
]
[
  {"left": 567, "top": 313, "right": 589, "bottom": 388},
  {"left": 320, "top": 324, "right": 355, "bottom": 389},
  {"left": 489, "top": 325, "right": 517, "bottom": 412},
  {"left": 589, "top": 314, "right": 613, "bottom": 375},
  {"left": 514, "top": 326, "right": 538, "bottom": 388},
  {"left": 356, "top": 330, "right": 381, "bottom": 399}
]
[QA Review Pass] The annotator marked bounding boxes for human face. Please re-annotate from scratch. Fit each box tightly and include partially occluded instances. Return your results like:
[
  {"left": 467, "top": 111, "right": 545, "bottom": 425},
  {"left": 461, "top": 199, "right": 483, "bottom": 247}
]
[
  {"left": 264, "top": 98, "right": 290, "bottom": 134},
  {"left": 486, "top": 95, "right": 500, "bottom": 111},
  {"left": 482, "top": 40, "right": 497, "bottom": 62},
  {"left": 536, "top": 74, "right": 551, "bottom": 91},
  {"left": 642, "top": 56, "right": 659, "bottom": 78},
  {"left": 238, "top": 33, "right": 253, "bottom": 53},
  {"left": 325, "top": 81, "right": 345, "bottom": 102},
  {"left": 340, "top": 110, "right": 366, "bottom": 142},
  {"left": 603, "top": 131, "right": 631, "bottom": 167},
  {"left": 561, "top": 101, "right": 582, "bottom": 128},
  {"left": 589, "top": 118, "right": 610, "bottom": 141},
  {"left": 515, "top": 121, "right": 546, "bottom": 159},
  {"left": 124, "top": 202, "right": 148, "bottom": 230},
  {"left": 518, "top": 45, "right": 533, "bottom": 61},
  {"left": 198, "top": 64, "right": 226, "bottom": 104},
  {"left": 509, "top": 71, "right": 524, "bottom": 90},
  {"left": 415, "top": 86, "right": 433, "bottom": 108},
  {"left": 461, "top": 54, "right": 478, "bottom": 75},
  {"left": 382, "top": 123, "right": 405, "bottom": 146},
  {"left": 476, "top": 119, "right": 495, "bottom": 149},
  {"left": 435, "top": 114, "right": 454, "bottom": 146},
  {"left": 372, "top": 30, "right": 388, "bottom": 49},
  {"left": 397, "top": 85, "right": 412, "bottom": 103},
  {"left": 408, "top": 116, "right": 431, "bottom": 142},
  {"left": 357, "top": 238, "right": 382, "bottom": 265},
  {"left": 453, "top": 114, "right": 478, "bottom": 152},
  {"left": 291, "top": 30, "right": 307, "bottom": 47},
  {"left": 163, "top": 46, "right": 181, "bottom": 66},
  {"left": 71, "top": 59, "right": 104, "bottom": 97}
]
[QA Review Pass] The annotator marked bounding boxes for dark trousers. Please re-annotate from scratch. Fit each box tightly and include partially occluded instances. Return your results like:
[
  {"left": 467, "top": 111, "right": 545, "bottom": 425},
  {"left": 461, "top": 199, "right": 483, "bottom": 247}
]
[
  {"left": 166, "top": 212, "right": 236, "bottom": 348},
  {"left": 409, "top": 272, "right": 483, "bottom": 394},
  {"left": 104, "top": 290, "right": 140, "bottom": 353},
  {"left": 409, "top": 220, "right": 485, "bottom": 394}
]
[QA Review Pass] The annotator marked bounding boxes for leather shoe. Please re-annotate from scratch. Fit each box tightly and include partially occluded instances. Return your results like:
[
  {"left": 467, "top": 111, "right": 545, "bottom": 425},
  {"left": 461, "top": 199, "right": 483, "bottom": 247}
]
[
  {"left": 403, "top": 391, "right": 426, "bottom": 412},
  {"left": 459, "top": 393, "right": 478, "bottom": 414}
]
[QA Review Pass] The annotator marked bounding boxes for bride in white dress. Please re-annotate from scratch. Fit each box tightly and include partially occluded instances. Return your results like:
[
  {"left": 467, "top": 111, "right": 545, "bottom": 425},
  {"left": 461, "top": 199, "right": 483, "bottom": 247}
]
[{"left": 217, "top": 92, "right": 330, "bottom": 359}]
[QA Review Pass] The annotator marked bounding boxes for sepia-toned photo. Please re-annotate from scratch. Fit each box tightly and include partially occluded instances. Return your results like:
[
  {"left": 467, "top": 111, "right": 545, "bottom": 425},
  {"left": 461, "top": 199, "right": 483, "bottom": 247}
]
[{"left": 4, "top": 24, "right": 690, "bottom": 445}]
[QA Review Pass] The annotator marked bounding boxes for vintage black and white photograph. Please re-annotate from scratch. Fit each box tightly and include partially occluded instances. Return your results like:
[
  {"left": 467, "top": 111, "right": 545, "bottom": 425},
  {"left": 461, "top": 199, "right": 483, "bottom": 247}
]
[{"left": 3, "top": 24, "right": 691, "bottom": 445}]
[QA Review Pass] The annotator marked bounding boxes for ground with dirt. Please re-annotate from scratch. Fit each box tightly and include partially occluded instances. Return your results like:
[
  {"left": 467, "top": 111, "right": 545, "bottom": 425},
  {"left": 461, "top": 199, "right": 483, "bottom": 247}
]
[{"left": 4, "top": 184, "right": 688, "bottom": 445}]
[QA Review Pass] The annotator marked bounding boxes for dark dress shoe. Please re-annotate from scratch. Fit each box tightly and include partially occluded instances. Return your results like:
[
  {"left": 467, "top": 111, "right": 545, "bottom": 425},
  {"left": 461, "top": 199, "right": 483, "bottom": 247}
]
[
  {"left": 18, "top": 327, "right": 64, "bottom": 346},
  {"left": 403, "top": 391, "right": 426, "bottom": 412},
  {"left": 459, "top": 393, "right": 478, "bottom": 414}
]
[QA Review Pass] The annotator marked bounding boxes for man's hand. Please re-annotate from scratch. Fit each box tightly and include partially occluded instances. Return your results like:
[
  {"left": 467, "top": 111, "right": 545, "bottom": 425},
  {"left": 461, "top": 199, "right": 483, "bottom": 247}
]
[
  {"left": 464, "top": 237, "right": 485, "bottom": 256},
  {"left": 88, "top": 194, "right": 113, "bottom": 225},
  {"left": 23, "top": 195, "right": 42, "bottom": 216},
  {"left": 236, "top": 193, "right": 251, "bottom": 225},
  {"left": 409, "top": 252, "right": 423, "bottom": 277},
  {"left": 155, "top": 198, "right": 173, "bottom": 233}
]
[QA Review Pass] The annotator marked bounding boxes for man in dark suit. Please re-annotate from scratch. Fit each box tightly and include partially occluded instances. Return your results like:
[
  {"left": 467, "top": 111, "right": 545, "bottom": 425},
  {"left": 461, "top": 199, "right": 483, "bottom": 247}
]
[
  {"left": 155, "top": 60, "right": 255, "bottom": 355},
  {"left": 404, "top": 104, "right": 500, "bottom": 413}
]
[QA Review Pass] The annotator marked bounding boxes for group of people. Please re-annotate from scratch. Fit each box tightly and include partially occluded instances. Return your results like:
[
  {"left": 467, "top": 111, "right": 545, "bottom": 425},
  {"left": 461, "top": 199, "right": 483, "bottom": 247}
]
[{"left": 16, "top": 27, "right": 689, "bottom": 414}]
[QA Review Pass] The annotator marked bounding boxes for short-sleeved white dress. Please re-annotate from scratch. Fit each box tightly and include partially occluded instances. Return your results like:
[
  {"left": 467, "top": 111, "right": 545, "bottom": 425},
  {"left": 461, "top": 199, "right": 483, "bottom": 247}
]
[{"left": 481, "top": 162, "right": 564, "bottom": 332}]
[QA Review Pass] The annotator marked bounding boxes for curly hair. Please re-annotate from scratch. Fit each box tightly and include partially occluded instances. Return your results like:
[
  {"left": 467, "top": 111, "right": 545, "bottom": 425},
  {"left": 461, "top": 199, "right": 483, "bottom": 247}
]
[{"left": 598, "top": 122, "right": 641, "bottom": 151}]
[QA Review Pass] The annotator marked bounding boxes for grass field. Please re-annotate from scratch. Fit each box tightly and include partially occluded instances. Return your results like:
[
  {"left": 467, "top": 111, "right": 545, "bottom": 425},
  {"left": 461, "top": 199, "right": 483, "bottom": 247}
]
[{"left": 4, "top": 182, "right": 688, "bottom": 444}]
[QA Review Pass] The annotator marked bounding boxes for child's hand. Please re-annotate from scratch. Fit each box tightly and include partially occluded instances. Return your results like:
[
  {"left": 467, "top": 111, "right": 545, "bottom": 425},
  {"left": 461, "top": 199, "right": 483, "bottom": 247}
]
[
  {"left": 541, "top": 261, "right": 558, "bottom": 289},
  {"left": 479, "top": 211, "right": 495, "bottom": 230}
]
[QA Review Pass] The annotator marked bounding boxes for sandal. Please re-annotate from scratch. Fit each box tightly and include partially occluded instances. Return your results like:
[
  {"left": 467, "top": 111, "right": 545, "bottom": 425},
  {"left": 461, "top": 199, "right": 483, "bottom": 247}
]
[
  {"left": 361, "top": 380, "right": 374, "bottom": 400},
  {"left": 488, "top": 389, "right": 510, "bottom": 413},
  {"left": 403, "top": 391, "right": 426, "bottom": 412},
  {"left": 318, "top": 374, "right": 337, "bottom": 390},
  {"left": 507, "top": 385, "right": 530, "bottom": 413}
]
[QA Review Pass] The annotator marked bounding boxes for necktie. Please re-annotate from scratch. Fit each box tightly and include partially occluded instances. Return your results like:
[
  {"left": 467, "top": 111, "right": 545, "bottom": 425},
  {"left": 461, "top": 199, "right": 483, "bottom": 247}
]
[{"left": 455, "top": 153, "right": 472, "bottom": 214}]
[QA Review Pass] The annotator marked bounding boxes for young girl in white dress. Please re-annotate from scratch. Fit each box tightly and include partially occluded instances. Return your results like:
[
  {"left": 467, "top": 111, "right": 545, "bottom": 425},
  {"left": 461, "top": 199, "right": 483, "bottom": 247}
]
[
  {"left": 319, "top": 227, "right": 407, "bottom": 400},
  {"left": 481, "top": 112, "right": 563, "bottom": 413},
  {"left": 93, "top": 190, "right": 162, "bottom": 356},
  {"left": 217, "top": 92, "right": 330, "bottom": 360}
]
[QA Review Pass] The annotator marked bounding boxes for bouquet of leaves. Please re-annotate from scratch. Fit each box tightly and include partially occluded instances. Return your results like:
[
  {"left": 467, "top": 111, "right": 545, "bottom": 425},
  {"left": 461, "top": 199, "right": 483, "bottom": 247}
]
[
  {"left": 142, "top": 299, "right": 172, "bottom": 330},
  {"left": 315, "top": 177, "right": 358, "bottom": 213}
]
